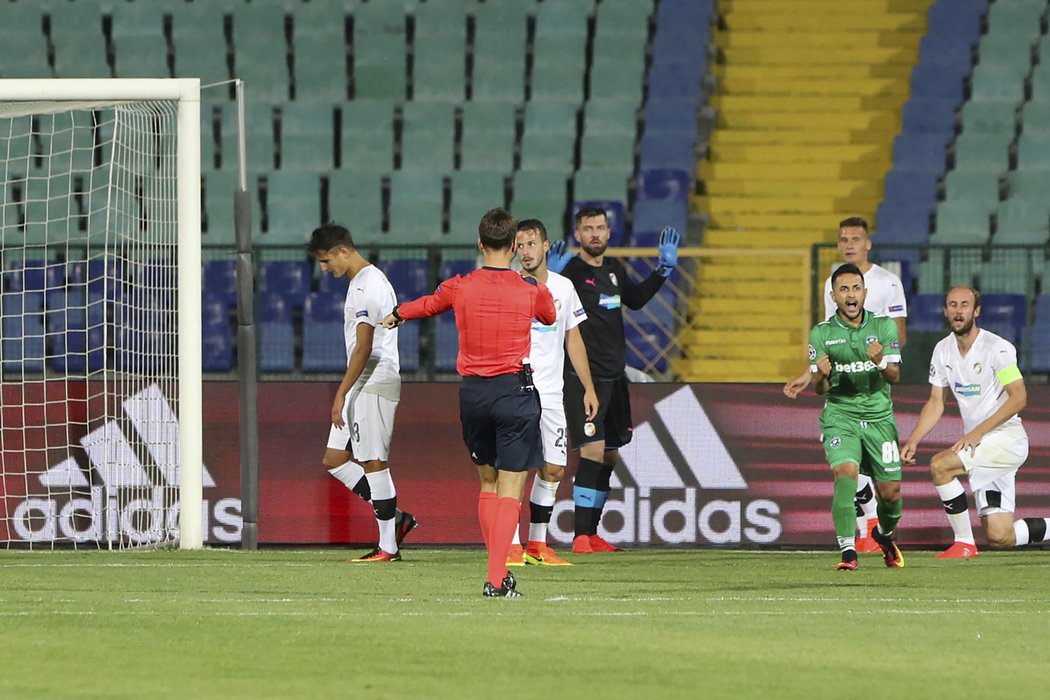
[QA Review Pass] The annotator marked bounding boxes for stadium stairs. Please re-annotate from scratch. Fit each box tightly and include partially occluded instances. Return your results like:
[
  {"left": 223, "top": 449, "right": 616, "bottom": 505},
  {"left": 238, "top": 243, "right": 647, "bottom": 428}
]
[{"left": 680, "top": 0, "right": 932, "bottom": 382}]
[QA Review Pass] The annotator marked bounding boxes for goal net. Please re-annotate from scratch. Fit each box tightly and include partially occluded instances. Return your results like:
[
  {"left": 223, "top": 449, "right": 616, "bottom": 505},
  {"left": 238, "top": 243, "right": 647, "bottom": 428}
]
[{"left": 0, "top": 79, "right": 202, "bottom": 550}]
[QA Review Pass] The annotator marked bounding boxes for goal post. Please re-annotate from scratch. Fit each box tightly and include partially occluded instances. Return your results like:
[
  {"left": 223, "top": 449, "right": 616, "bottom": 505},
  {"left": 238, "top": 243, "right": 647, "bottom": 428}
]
[{"left": 0, "top": 79, "right": 202, "bottom": 549}]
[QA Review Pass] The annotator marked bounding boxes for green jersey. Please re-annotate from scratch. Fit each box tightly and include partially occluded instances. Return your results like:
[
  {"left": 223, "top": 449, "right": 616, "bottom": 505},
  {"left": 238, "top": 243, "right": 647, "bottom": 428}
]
[{"left": 808, "top": 311, "right": 901, "bottom": 421}]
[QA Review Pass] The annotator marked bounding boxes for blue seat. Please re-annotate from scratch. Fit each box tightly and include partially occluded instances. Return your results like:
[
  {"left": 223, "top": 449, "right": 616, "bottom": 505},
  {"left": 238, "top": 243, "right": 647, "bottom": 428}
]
[
  {"left": 202, "top": 319, "right": 233, "bottom": 372},
  {"left": 301, "top": 292, "right": 346, "bottom": 373},
  {"left": 572, "top": 201, "right": 626, "bottom": 246},
  {"left": 258, "top": 260, "right": 313, "bottom": 310},
  {"left": 644, "top": 99, "right": 700, "bottom": 140},
  {"left": 910, "top": 63, "right": 966, "bottom": 102},
  {"left": 1, "top": 290, "right": 44, "bottom": 315},
  {"left": 625, "top": 318, "right": 669, "bottom": 373},
  {"left": 203, "top": 260, "right": 237, "bottom": 306},
  {"left": 380, "top": 259, "right": 429, "bottom": 302},
  {"left": 68, "top": 258, "right": 124, "bottom": 300},
  {"left": 979, "top": 294, "right": 1026, "bottom": 345},
  {"left": 918, "top": 35, "right": 975, "bottom": 69},
  {"left": 318, "top": 273, "right": 348, "bottom": 298},
  {"left": 636, "top": 169, "right": 690, "bottom": 203},
  {"left": 875, "top": 201, "right": 931, "bottom": 243},
  {"left": 650, "top": 37, "right": 707, "bottom": 74},
  {"left": 439, "top": 258, "right": 476, "bottom": 282},
  {"left": 6, "top": 259, "right": 65, "bottom": 292},
  {"left": 893, "top": 133, "right": 949, "bottom": 172},
  {"left": 1034, "top": 294, "right": 1050, "bottom": 324},
  {"left": 1025, "top": 324, "right": 1050, "bottom": 372},
  {"left": 639, "top": 133, "right": 696, "bottom": 172},
  {"left": 257, "top": 292, "right": 291, "bottom": 323},
  {"left": 304, "top": 292, "right": 343, "bottom": 323},
  {"left": 633, "top": 199, "right": 686, "bottom": 239},
  {"left": 47, "top": 326, "right": 105, "bottom": 374},
  {"left": 902, "top": 97, "right": 957, "bottom": 135},
  {"left": 258, "top": 321, "right": 295, "bottom": 373},
  {"left": 647, "top": 63, "right": 703, "bottom": 104},
  {"left": 45, "top": 289, "right": 106, "bottom": 331},
  {"left": 397, "top": 321, "right": 420, "bottom": 373},
  {"left": 131, "top": 260, "right": 178, "bottom": 292},
  {"left": 908, "top": 293, "right": 946, "bottom": 332},
  {"left": 882, "top": 171, "right": 939, "bottom": 211},
  {"left": 202, "top": 293, "right": 229, "bottom": 326},
  {"left": 927, "top": 0, "right": 985, "bottom": 43},
  {"left": 434, "top": 312, "right": 458, "bottom": 372},
  {"left": 1, "top": 314, "right": 46, "bottom": 374}
]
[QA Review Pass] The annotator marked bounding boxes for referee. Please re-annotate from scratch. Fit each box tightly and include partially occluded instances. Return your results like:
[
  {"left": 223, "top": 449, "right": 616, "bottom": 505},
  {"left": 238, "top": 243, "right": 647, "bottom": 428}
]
[
  {"left": 382, "top": 208, "right": 556, "bottom": 598},
  {"left": 548, "top": 207, "right": 680, "bottom": 553}
]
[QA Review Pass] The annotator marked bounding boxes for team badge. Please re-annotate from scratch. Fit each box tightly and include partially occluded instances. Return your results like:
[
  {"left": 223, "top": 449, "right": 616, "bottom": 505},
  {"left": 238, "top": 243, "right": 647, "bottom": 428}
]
[
  {"left": 609, "top": 272, "right": 617, "bottom": 286},
  {"left": 973, "top": 362, "right": 983, "bottom": 374},
  {"left": 554, "top": 299, "right": 562, "bottom": 311},
  {"left": 584, "top": 422, "right": 596, "bottom": 437},
  {"left": 865, "top": 335, "right": 878, "bottom": 345},
  {"left": 929, "top": 363, "right": 936, "bottom": 378},
  {"left": 808, "top": 345, "right": 817, "bottom": 361},
  {"left": 828, "top": 436, "right": 842, "bottom": 449}
]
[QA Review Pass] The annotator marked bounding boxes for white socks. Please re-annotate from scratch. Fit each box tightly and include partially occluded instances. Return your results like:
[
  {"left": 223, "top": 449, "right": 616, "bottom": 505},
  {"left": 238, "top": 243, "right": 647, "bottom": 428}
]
[
  {"left": 528, "top": 478, "right": 559, "bottom": 543},
  {"left": 365, "top": 469, "right": 397, "bottom": 554},
  {"left": 935, "top": 479, "right": 976, "bottom": 545},
  {"left": 855, "top": 473, "right": 878, "bottom": 535},
  {"left": 328, "top": 460, "right": 366, "bottom": 490}
]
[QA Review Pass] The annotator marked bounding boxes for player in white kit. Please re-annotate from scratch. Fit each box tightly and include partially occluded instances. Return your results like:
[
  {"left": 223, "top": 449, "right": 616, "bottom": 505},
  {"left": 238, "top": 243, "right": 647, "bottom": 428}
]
[
  {"left": 784, "top": 217, "right": 908, "bottom": 552},
  {"left": 506, "top": 219, "right": 598, "bottom": 566},
  {"left": 309, "top": 224, "right": 416, "bottom": 563},
  {"left": 901, "top": 287, "right": 1050, "bottom": 557}
]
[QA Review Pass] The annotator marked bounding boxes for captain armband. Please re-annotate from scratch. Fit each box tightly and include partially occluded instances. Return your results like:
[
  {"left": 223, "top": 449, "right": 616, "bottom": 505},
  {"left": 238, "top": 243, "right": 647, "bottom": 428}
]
[
  {"left": 996, "top": 364, "right": 1022, "bottom": 385},
  {"left": 877, "top": 357, "right": 889, "bottom": 371}
]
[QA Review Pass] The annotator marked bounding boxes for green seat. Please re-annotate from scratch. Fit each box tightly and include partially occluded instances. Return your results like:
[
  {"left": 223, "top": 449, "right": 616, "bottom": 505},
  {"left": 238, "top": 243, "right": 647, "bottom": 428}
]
[
  {"left": 943, "top": 171, "right": 1001, "bottom": 208},
  {"left": 594, "top": 0, "right": 653, "bottom": 30},
  {"left": 234, "top": 36, "right": 292, "bottom": 103},
  {"left": 534, "top": 3, "right": 591, "bottom": 38},
  {"left": 262, "top": 173, "right": 323, "bottom": 243},
  {"left": 413, "top": 2, "right": 467, "bottom": 40},
  {"left": 112, "top": 36, "right": 171, "bottom": 79},
  {"left": 523, "top": 100, "right": 579, "bottom": 136},
  {"left": 447, "top": 172, "right": 507, "bottom": 243},
  {"left": 353, "top": 35, "right": 407, "bottom": 100},
  {"left": 1021, "top": 101, "right": 1050, "bottom": 133},
  {"left": 36, "top": 112, "right": 96, "bottom": 172},
  {"left": 412, "top": 34, "right": 466, "bottom": 102},
  {"left": 952, "top": 134, "right": 1011, "bottom": 173},
  {"left": 221, "top": 103, "right": 276, "bottom": 174},
  {"left": 531, "top": 43, "right": 586, "bottom": 102},
  {"left": 471, "top": 59, "right": 526, "bottom": 103},
  {"left": 1030, "top": 61, "right": 1050, "bottom": 103},
  {"left": 293, "top": 35, "right": 349, "bottom": 102},
  {"left": 461, "top": 101, "right": 517, "bottom": 137},
  {"left": 326, "top": 170, "right": 384, "bottom": 243},
  {"left": 460, "top": 131, "right": 516, "bottom": 173},
  {"left": 172, "top": 34, "right": 231, "bottom": 85},
  {"left": 203, "top": 171, "right": 261, "bottom": 246},
  {"left": 995, "top": 199, "right": 1050, "bottom": 244},
  {"left": 340, "top": 100, "right": 395, "bottom": 171},
  {"left": 584, "top": 100, "right": 639, "bottom": 137},
  {"left": 579, "top": 133, "right": 635, "bottom": 172},
  {"left": 278, "top": 102, "right": 336, "bottom": 171},
  {"left": 960, "top": 101, "right": 1017, "bottom": 135},
  {"left": 934, "top": 200, "right": 991, "bottom": 244},
  {"left": 1005, "top": 170, "right": 1047, "bottom": 200},
  {"left": 401, "top": 102, "right": 456, "bottom": 171},
  {"left": 231, "top": 5, "right": 287, "bottom": 45},
  {"left": 519, "top": 132, "right": 576, "bottom": 172},
  {"left": 978, "top": 254, "right": 1035, "bottom": 295},
  {"left": 200, "top": 103, "right": 221, "bottom": 170},
  {"left": 1017, "top": 132, "right": 1050, "bottom": 171},
  {"left": 388, "top": 170, "right": 445, "bottom": 243},
  {"left": 968, "top": 63, "right": 1027, "bottom": 104},
  {"left": 592, "top": 29, "right": 648, "bottom": 63},
  {"left": 292, "top": 3, "right": 350, "bottom": 39},
  {"left": 471, "top": 7, "right": 527, "bottom": 102},
  {"left": 919, "top": 248, "right": 982, "bottom": 294},
  {"left": 976, "top": 35, "right": 1036, "bottom": 69},
  {"left": 52, "top": 34, "right": 110, "bottom": 79},
  {"left": 986, "top": 1, "right": 1046, "bottom": 39},
  {"left": 511, "top": 171, "right": 569, "bottom": 236},
  {"left": 574, "top": 169, "right": 629, "bottom": 205},
  {"left": 0, "top": 33, "right": 53, "bottom": 78},
  {"left": 589, "top": 54, "right": 646, "bottom": 105}
]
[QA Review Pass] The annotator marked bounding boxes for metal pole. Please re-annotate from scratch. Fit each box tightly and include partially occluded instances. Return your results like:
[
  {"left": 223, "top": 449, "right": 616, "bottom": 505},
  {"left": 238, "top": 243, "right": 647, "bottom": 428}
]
[{"left": 234, "top": 79, "right": 259, "bottom": 550}]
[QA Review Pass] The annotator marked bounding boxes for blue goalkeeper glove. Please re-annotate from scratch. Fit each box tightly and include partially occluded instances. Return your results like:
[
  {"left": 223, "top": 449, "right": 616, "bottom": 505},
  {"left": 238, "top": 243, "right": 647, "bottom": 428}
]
[
  {"left": 546, "top": 239, "right": 574, "bottom": 274},
  {"left": 657, "top": 226, "right": 680, "bottom": 278}
]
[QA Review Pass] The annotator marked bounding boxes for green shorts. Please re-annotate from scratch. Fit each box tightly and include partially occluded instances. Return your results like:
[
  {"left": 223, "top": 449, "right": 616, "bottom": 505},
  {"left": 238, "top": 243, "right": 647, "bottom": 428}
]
[{"left": 819, "top": 411, "right": 903, "bottom": 482}]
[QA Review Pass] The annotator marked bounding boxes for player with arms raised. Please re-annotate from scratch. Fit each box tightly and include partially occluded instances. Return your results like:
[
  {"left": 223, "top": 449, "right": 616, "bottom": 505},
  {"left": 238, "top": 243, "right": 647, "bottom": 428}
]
[
  {"left": 801, "top": 263, "right": 905, "bottom": 571},
  {"left": 901, "top": 287, "right": 1050, "bottom": 557}
]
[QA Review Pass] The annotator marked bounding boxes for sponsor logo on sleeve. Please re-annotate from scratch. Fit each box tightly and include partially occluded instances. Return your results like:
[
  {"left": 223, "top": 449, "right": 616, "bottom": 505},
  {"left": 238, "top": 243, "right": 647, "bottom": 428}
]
[
  {"left": 573, "top": 307, "right": 586, "bottom": 317},
  {"left": 355, "top": 310, "right": 369, "bottom": 318},
  {"left": 808, "top": 345, "right": 817, "bottom": 360},
  {"left": 888, "top": 305, "right": 904, "bottom": 312}
]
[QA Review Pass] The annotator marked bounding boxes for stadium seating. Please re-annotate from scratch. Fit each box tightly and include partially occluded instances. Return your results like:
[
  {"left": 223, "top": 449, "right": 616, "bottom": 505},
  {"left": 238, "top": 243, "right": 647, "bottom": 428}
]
[{"left": 302, "top": 292, "right": 346, "bottom": 372}]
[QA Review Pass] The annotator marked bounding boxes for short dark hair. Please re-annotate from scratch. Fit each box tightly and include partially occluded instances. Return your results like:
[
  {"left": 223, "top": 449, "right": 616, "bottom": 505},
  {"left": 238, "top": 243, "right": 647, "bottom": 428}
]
[
  {"left": 831, "top": 262, "right": 864, "bottom": 288},
  {"left": 946, "top": 286, "right": 981, "bottom": 309},
  {"left": 839, "top": 216, "right": 869, "bottom": 233},
  {"left": 479, "top": 208, "right": 517, "bottom": 251},
  {"left": 516, "top": 218, "right": 548, "bottom": 242},
  {"left": 307, "top": 223, "right": 354, "bottom": 255},
  {"left": 574, "top": 207, "right": 608, "bottom": 227}
]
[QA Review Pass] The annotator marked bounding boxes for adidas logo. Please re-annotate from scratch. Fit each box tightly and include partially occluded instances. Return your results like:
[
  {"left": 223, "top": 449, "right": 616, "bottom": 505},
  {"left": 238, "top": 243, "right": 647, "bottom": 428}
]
[
  {"left": 12, "top": 384, "right": 241, "bottom": 545},
  {"left": 548, "top": 387, "right": 783, "bottom": 546}
]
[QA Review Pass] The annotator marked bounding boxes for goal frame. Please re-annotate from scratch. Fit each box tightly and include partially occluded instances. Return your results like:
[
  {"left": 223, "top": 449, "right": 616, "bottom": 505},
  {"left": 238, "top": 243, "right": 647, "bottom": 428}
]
[{"left": 0, "top": 78, "right": 203, "bottom": 549}]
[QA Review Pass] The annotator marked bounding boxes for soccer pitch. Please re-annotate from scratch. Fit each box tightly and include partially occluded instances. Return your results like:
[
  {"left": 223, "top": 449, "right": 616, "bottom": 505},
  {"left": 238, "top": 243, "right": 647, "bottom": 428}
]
[{"left": 3, "top": 549, "right": 1048, "bottom": 699}]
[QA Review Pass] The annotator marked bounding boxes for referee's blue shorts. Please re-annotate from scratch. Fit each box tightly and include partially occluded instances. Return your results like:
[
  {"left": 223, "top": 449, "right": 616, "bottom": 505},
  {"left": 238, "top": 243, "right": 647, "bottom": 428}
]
[{"left": 459, "top": 374, "right": 543, "bottom": 472}]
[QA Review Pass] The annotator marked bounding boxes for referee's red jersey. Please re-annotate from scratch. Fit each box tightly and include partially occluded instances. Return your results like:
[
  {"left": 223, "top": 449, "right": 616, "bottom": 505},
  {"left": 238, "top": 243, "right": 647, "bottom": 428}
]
[{"left": 398, "top": 267, "right": 556, "bottom": 377}]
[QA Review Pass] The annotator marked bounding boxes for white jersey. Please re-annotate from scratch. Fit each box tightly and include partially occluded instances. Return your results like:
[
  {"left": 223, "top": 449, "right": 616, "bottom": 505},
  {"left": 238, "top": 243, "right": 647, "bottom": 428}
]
[
  {"left": 344, "top": 265, "right": 401, "bottom": 401},
  {"left": 823, "top": 263, "right": 907, "bottom": 321},
  {"left": 529, "top": 271, "right": 586, "bottom": 400},
  {"left": 929, "top": 328, "right": 1023, "bottom": 436}
]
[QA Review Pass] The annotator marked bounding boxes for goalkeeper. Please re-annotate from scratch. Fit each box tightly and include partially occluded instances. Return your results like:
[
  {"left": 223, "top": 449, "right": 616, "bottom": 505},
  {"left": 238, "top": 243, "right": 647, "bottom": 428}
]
[{"left": 546, "top": 208, "right": 679, "bottom": 553}]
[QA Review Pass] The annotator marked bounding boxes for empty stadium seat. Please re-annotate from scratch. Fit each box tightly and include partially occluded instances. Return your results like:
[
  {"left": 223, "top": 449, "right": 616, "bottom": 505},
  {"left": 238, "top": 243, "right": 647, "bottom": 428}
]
[
  {"left": 301, "top": 292, "right": 346, "bottom": 372},
  {"left": 203, "top": 260, "right": 238, "bottom": 306},
  {"left": 259, "top": 260, "right": 313, "bottom": 309}
]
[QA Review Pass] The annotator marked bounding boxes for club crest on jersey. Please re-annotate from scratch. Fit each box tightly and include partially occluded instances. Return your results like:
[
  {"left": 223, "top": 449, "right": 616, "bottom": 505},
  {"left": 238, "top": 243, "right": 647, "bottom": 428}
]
[
  {"left": 929, "top": 363, "right": 936, "bottom": 378},
  {"left": 554, "top": 299, "right": 562, "bottom": 311},
  {"left": 828, "top": 436, "right": 842, "bottom": 449},
  {"left": 973, "top": 362, "right": 983, "bottom": 374},
  {"left": 865, "top": 335, "right": 878, "bottom": 345},
  {"left": 609, "top": 272, "right": 617, "bottom": 285},
  {"left": 808, "top": 345, "right": 816, "bottom": 361}
]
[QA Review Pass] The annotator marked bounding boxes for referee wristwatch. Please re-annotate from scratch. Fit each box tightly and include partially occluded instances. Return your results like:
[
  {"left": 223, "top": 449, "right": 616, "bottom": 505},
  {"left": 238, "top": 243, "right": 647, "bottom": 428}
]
[{"left": 391, "top": 304, "right": 402, "bottom": 321}]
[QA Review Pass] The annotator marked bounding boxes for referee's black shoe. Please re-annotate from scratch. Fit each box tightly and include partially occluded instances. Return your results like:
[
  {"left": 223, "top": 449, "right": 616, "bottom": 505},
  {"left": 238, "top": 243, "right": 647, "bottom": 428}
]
[
  {"left": 483, "top": 582, "right": 522, "bottom": 598},
  {"left": 394, "top": 510, "right": 418, "bottom": 547}
]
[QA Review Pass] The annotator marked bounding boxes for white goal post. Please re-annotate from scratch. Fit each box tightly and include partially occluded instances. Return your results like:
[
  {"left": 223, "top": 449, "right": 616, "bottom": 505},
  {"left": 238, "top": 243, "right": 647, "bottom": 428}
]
[{"left": 0, "top": 79, "right": 202, "bottom": 549}]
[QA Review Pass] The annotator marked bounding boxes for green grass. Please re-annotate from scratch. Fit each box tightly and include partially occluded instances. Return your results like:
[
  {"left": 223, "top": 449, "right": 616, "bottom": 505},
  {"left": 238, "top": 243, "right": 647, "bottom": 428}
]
[{"left": 2, "top": 548, "right": 1049, "bottom": 699}]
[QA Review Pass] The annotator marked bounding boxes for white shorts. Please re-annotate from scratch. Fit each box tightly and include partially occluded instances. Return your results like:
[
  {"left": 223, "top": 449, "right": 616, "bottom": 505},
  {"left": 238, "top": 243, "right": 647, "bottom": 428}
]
[
  {"left": 958, "top": 423, "right": 1028, "bottom": 492},
  {"left": 539, "top": 401, "right": 568, "bottom": 467},
  {"left": 974, "top": 470, "right": 1016, "bottom": 517},
  {"left": 326, "top": 390, "right": 398, "bottom": 462}
]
